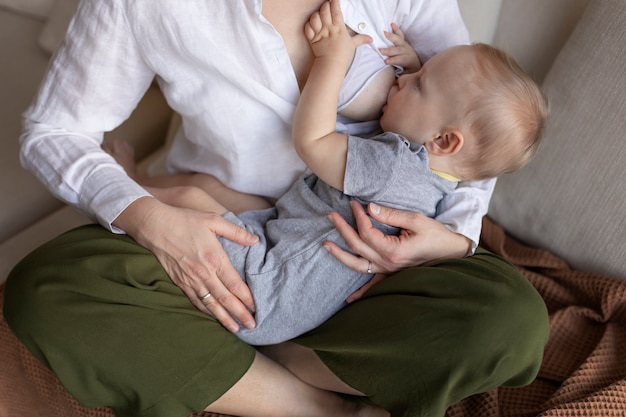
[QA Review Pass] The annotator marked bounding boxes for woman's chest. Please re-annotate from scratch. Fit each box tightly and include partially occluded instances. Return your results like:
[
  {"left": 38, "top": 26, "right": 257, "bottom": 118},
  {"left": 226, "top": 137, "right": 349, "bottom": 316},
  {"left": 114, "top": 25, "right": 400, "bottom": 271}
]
[
  {"left": 131, "top": 2, "right": 309, "bottom": 108},
  {"left": 132, "top": 1, "right": 396, "bottom": 118},
  {"left": 261, "top": 0, "right": 325, "bottom": 90}
]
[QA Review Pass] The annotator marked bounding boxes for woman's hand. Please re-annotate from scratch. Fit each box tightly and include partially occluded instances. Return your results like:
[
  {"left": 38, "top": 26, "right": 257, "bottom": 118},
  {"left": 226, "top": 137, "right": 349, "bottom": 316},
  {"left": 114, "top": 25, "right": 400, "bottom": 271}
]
[
  {"left": 114, "top": 196, "right": 259, "bottom": 333},
  {"left": 324, "top": 200, "right": 472, "bottom": 301}
]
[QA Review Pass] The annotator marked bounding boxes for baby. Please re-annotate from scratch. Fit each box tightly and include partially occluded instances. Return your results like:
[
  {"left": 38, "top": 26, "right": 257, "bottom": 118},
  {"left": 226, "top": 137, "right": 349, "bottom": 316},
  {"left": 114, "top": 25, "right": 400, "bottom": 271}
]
[{"left": 105, "top": 0, "right": 547, "bottom": 345}]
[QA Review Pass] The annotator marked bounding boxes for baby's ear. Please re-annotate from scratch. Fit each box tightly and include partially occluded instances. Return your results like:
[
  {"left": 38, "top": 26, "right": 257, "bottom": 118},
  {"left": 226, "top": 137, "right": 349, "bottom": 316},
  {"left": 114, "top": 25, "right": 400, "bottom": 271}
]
[{"left": 425, "top": 129, "right": 464, "bottom": 155}]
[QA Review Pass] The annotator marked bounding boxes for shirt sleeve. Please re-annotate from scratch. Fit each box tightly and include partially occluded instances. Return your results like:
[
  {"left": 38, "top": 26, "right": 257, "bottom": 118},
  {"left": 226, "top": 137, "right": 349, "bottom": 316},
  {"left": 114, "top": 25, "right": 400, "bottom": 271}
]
[
  {"left": 19, "top": 0, "right": 156, "bottom": 232},
  {"left": 435, "top": 178, "right": 497, "bottom": 254}
]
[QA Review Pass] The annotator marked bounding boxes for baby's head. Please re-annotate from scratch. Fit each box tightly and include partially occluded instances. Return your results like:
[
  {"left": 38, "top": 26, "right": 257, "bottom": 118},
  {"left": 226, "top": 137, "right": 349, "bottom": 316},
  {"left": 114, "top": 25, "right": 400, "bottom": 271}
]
[
  {"left": 456, "top": 43, "right": 548, "bottom": 179},
  {"left": 381, "top": 43, "right": 548, "bottom": 181}
]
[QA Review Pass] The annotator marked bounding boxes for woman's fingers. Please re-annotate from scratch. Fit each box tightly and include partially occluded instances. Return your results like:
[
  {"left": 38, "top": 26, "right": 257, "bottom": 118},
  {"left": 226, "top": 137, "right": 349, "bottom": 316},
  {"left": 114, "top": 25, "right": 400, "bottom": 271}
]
[
  {"left": 323, "top": 240, "right": 380, "bottom": 274},
  {"left": 162, "top": 242, "right": 257, "bottom": 333},
  {"left": 135, "top": 202, "right": 260, "bottom": 332},
  {"left": 203, "top": 251, "right": 257, "bottom": 331},
  {"left": 328, "top": 204, "right": 379, "bottom": 258},
  {"left": 196, "top": 282, "right": 250, "bottom": 333},
  {"left": 333, "top": 201, "right": 398, "bottom": 266},
  {"left": 207, "top": 216, "right": 259, "bottom": 312},
  {"left": 331, "top": 200, "right": 469, "bottom": 270}
]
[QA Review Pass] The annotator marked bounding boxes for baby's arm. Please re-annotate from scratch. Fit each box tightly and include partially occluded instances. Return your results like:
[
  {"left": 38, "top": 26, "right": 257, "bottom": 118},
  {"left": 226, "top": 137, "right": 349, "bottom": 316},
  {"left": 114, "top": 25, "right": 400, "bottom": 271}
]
[
  {"left": 293, "top": 0, "right": 371, "bottom": 191},
  {"left": 379, "top": 23, "right": 422, "bottom": 73}
]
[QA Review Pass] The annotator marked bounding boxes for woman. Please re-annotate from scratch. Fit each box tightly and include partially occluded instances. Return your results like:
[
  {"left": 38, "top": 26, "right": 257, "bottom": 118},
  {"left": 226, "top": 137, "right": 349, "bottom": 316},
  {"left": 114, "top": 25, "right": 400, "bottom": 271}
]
[{"left": 4, "top": 1, "right": 549, "bottom": 416}]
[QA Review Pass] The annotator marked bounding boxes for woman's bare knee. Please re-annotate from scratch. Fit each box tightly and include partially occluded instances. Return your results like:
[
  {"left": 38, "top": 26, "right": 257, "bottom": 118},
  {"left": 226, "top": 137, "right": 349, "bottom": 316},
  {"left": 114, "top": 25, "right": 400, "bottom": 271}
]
[
  {"left": 259, "top": 342, "right": 365, "bottom": 396},
  {"left": 207, "top": 351, "right": 387, "bottom": 417}
]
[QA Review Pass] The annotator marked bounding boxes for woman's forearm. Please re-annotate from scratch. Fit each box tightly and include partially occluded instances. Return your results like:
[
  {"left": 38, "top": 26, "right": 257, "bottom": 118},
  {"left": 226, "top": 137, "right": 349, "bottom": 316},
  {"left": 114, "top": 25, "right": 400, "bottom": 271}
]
[{"left": 20, "top": 119, "right": 152, "bottom": 233}]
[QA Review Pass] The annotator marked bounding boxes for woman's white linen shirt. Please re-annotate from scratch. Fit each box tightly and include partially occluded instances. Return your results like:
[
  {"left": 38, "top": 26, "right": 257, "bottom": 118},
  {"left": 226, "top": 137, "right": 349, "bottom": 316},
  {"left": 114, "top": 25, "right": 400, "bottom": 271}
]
[{"left": 19, "top": 0, "right": 493, "bottom": 249}]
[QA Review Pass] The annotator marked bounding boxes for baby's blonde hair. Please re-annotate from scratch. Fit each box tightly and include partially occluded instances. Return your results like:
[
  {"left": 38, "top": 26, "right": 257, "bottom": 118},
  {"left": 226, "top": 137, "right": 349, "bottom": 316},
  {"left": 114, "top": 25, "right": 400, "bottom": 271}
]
[{"left": 457, "top": 43, "right": 549, "bottom": 180}]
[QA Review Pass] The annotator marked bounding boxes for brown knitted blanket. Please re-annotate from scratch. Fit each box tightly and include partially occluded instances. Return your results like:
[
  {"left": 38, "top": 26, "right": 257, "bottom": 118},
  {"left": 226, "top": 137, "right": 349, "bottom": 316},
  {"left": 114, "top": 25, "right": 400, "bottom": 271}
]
[
  {"left": 1, "top": 218, "right": 625, "bottom": 416},
  {"left": 446, "top": 218, "right": 626, "bottom": 417}
]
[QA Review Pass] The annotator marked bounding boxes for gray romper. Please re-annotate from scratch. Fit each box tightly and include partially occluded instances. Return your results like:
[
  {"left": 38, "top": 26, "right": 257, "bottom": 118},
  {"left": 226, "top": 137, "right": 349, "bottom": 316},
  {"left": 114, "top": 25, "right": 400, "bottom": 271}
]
[{"left": 220, "top": 132, "right": 458, "bottom": 345}]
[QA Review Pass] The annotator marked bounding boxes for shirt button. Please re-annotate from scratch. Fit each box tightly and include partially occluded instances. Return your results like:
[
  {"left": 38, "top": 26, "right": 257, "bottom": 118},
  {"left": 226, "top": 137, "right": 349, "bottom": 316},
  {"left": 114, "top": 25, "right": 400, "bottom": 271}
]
[{"left": 357, "top": 22, "right": 367, "bottom": 31}]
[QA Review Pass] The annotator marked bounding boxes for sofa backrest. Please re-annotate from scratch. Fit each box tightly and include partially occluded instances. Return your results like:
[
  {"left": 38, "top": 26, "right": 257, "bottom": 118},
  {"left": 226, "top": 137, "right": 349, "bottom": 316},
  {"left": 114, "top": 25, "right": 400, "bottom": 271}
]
[
  {"left": 492, "top": 0, "right": 589, "bottom": 83},
  {"left": 457, "top": 0, "right": 502, "bottom": 44},
  {"left": 488, "top": 0, "right": 626, "bottom": 280}
]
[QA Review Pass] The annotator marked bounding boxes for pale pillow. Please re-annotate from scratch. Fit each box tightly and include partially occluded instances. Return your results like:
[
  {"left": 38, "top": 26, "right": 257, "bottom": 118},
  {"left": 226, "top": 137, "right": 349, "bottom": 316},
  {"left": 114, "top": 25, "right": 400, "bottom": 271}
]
[
  {"left": 0, "top": 0, "right": 55, "bottom": 19},
  {"left": 456, "top": 0, "right": 502, "bottom": 44},
  {"left": 488, "top": 0, "right": 626, "bottom": 279},
  {"left": 493, "top": 0, "right": 589, "bottom": 83},
  {"left": 37, "top": 0, "right": 78, "bottom": 54}
]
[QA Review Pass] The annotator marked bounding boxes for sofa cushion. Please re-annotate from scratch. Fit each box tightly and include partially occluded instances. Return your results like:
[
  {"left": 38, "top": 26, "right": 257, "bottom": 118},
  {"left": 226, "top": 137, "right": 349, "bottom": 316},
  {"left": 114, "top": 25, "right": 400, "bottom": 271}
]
[
  {"left": 0, "top": 0, "right": 55, "bottom": 19},
  {"left": 37, "top": 0, "right": 78, "bottom": 54},
  {"left": 456, "top": 0, "right": 502, "bottom": 44},
  {"left": 488, "top": 0, "right": 626, "bottom": 279},
  {"left": 492, "top": 0, "right": 589, "bottom": 83},
  {"left": 0, "top": 7, "right": 64, "bottom": 245}
]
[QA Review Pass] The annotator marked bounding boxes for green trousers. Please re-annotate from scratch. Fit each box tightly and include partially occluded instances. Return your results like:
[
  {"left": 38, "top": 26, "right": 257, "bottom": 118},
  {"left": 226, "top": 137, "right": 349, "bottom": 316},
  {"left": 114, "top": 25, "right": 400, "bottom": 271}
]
[{"left": 3, "top": 225, "right": 548, "bottom": 417}]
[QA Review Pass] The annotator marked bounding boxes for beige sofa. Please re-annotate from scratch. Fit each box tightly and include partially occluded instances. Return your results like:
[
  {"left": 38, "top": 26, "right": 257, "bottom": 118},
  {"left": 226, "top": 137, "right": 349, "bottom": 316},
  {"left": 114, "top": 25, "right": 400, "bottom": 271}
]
[
  {"left": 0, "top": 0, "right": 172, "bottom": 281},
  {"left": 0, "top": 0, "right": 602, "bottom": 283},
  {"left": 1, "top": 0, "right": 625, "bottom": 415}
]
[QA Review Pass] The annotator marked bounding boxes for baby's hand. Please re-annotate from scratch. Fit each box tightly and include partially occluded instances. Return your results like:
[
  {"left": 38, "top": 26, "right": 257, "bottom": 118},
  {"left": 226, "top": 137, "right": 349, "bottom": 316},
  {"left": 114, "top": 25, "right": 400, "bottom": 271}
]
[
  {"left": 379, "top": 23, "right": 422, "bottom": 73},
  {"left": 304, "top": 0, "right": 371, "bottom": 63}
]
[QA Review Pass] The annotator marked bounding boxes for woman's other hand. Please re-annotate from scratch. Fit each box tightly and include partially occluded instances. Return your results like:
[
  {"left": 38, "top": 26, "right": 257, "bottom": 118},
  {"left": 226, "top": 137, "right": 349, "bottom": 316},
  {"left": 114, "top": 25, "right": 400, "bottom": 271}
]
[
  {"left": 324, "top": 200, "right": 472, "bottom": 301},
  {"left": 114, "top": 196, "right": 259, "bottom": 333}
]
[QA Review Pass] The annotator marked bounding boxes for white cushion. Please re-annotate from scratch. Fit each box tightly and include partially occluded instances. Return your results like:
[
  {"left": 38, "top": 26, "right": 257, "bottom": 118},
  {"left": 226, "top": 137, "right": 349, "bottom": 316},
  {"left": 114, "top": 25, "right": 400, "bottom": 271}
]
[{"left": 488, "top": 0, "right": 626, "bottom": 279}]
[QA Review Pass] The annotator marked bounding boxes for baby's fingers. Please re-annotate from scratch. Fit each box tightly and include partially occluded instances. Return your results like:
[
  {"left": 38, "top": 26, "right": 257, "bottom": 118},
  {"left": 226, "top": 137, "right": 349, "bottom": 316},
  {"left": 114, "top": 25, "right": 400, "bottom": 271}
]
[
  {"left": 307, "top": 11, "right": 323, "bottom": 36},
  {"left": 328, "top": 0, "right": 345, "bottom": 25},
  {"left": 384, "top": 23, "right": 407, "bottom": 46},
  {"left": 379, "top": 45, "right": 406, "bottom": 58},
  {"left": 389, "top": 23, "right": 405, "bottom": 41}
]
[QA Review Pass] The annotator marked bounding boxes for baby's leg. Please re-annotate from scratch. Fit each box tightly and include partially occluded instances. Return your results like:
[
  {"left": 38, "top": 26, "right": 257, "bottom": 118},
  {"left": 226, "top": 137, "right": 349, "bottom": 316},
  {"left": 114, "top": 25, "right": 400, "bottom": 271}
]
[
  {"left": 102, "top": 139, "right": 272, "bottom": 213},
  {"left": 145, "top": 184, "right": 229, "bottom": 216},
  {"left": 143, "top": 173, "right": 273, "bottom": 214},
  {"left": 101, "top": 139, "right": 139, "bottom": 178}
]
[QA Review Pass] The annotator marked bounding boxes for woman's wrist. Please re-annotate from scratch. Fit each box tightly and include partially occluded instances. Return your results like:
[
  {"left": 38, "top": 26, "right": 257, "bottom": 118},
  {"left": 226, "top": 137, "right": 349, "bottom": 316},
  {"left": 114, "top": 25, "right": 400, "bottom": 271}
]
[
  {"left": 453, "top": 232, "right": 474, "bottom": 258},
  {"left": 112, "top": 195, "right": 161, "bottom": 243}
]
